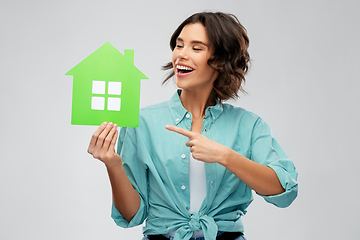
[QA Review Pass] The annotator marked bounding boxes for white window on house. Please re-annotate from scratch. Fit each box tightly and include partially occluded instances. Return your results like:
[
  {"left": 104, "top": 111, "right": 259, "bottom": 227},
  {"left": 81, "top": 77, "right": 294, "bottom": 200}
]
[
  {"left": 91, "top": 96, "right": 105, "bottom": 110},
  {"left": 91, "top": 80, "right": 122, "bottom": 111}
]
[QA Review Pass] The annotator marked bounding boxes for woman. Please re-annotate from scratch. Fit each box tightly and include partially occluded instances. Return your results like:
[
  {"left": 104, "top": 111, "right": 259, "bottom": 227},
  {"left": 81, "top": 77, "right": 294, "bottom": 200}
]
[{"left": 88, "top": 12, "right": 298, "bottom": 240}]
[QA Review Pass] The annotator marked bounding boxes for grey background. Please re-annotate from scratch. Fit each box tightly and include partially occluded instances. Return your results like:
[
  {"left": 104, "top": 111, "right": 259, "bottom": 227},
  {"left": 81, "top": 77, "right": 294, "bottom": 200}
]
[{"left": 1, "top": 0, "right": 359, "bottom": 239}]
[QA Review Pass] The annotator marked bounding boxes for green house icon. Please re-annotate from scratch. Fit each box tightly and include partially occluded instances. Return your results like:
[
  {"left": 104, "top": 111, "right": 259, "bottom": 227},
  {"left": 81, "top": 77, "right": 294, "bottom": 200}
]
[{"left": 66, "top": 42, "right": 148, "bottom": 127}]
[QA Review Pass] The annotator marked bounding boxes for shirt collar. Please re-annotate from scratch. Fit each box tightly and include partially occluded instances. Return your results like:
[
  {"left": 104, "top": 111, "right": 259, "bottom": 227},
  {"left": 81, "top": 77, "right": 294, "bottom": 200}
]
[
  {"left": 169, "top": 90, "right": 189, "bottom": 126},
  {"left": 169, "top": 90, "right": 223, "bottom": 125},
  {"left": 204, "top": 98, "right": 223, "bottom": 123}
]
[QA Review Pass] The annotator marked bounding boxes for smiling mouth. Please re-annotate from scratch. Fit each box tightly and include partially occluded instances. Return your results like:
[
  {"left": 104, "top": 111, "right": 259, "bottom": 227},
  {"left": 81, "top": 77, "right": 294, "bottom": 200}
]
[{"left": 176, "top": 65, "right": 194, "bottom": 74}]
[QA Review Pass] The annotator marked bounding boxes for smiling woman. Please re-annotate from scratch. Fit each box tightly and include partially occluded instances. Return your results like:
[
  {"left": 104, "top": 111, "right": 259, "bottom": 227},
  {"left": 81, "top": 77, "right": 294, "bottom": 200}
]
[
  {"left": 87, "top": 12, "right": 298, "bottom": 240},
  {"left": 163, "top": 12, "right": 250, "bottom": 104},
  {"left": 171, "top": 23, "right": 219, "bottom": 97}
]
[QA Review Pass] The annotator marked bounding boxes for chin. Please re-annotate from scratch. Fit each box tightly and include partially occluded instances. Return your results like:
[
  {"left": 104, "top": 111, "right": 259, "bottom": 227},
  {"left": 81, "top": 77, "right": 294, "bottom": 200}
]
[
  {"left": 175, "top": 78, "right": 186, "bottom": 89},
  {"left": 175, "top": 80, "right": 192, "bottom": 91}
]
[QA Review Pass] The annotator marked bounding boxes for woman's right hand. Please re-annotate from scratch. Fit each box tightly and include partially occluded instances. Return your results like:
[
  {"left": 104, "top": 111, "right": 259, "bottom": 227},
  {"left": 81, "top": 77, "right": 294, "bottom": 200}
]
[{"left": 87, "top": 122, "right": 121, "bottom": 168}]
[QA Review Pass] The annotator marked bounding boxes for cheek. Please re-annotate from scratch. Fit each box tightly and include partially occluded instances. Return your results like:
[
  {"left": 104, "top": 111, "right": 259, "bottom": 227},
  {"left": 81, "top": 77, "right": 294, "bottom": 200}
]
[
  {"left": 203, "top": 64, "right": 218, "bottom": 80},
  {"left": 196, "top": 54, "right": 210, "bottom": 68},
  {"left": 171, "top": 52, "right": 178, "bottom": 74},
  {"left": 172, "top": 51, "right": 178, "bottom": 64}
]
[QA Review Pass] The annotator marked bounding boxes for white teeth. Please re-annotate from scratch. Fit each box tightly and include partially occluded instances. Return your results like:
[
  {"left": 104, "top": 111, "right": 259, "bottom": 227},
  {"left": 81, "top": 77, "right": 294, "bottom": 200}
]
[{"left": 177, "top": 65, "right": 193, "bottom": 71}]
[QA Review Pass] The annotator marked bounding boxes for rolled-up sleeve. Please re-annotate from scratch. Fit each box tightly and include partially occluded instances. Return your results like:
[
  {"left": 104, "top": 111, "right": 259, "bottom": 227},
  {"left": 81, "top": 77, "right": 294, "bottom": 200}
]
[
  {"left": 250, "top": 118, "right": 298, "bottom": 208},
  {"left": 111, "top": 127, "right": 149, "bottom": 227},
  {"left": 111, "top": 197, "right": 147, "bottom": 228}
]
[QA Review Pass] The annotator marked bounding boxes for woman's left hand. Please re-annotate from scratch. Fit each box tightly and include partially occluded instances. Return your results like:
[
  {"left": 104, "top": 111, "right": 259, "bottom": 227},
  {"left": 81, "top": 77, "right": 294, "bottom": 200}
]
[{"left": 165, "top": 125, "right": 231, "bottom": 164}]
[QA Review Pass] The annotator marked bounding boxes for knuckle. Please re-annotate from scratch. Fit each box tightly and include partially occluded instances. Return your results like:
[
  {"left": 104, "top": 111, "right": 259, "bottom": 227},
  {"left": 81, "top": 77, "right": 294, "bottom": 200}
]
[
  {"left": 99, "top": 153, "right": 107, "bottom": 161},
  {"left": 98, "top": 135, "right": 105, "bottom": 142},
  {"left": 104, "top": 154, "right": 111, "bottom": 161},
  {"left": 103, "top": 153, "right": 113, "bottom": 162}
]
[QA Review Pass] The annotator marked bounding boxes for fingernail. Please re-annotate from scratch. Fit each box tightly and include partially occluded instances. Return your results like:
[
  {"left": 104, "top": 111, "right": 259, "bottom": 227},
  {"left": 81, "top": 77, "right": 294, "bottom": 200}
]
[
  {"left": 109, "top": 122, "right": 113, "bottom": 126},
  {"left": 114, "top": 124, "right": 117, "bottom": 128},
  {"left": 102, "top": 122, "right": 107, "bottom": 126}
]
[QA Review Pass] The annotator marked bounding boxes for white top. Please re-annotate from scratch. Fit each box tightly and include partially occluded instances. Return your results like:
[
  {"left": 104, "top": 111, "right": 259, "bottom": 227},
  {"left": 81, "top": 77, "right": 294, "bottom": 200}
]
[
  {"left": 189, "top": 152, "right": 207, "bottom": 213},
  {"left": 168, "top": 152, "right": 207, "bottom": 238}
]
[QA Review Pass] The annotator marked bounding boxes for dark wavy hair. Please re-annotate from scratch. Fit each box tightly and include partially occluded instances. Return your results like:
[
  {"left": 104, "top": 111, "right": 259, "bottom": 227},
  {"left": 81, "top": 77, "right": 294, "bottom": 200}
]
[{"left": 162, "top": 12, "right": 251, "bottom": 103}]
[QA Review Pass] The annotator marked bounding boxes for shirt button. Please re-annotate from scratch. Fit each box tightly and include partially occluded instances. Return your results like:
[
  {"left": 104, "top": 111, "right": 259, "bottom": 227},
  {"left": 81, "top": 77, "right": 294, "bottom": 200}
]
[
  {"left": 176, "top": 118, "right": 180, "bottom": 122},
  {"left": 186, "top": 114, "right": 190, "bottom": 118},
  {"left": 210, "top": 181, "right": 213, "bottom": 187},
  {"left": 213, "top": 117, "right": 215, "bottom": 120},
  {"left": 181, "top": 154, "right": 186, "bottom": 159},
  {"left": 181, "top": 185, "right": 186, "bottom": 190}
]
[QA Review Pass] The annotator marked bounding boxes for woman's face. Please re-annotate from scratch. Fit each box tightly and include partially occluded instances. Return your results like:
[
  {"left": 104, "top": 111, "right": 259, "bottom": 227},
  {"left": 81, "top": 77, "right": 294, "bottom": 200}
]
[{"left": 172, "top": 23, "right": 218, "bottom": 92}]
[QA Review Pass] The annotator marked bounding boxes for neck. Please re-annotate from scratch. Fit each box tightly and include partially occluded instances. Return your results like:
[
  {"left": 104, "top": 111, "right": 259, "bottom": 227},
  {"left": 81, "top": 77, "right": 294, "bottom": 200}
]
[{"left": 180, "top": 88, "right": 215, "bottom": 119}]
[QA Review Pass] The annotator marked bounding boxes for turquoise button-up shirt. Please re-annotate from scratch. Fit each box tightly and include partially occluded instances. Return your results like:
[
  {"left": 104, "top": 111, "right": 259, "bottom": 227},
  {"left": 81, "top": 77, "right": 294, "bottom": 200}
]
[{"left": 112, "top": 91, "right": 298, "bottom": 240}]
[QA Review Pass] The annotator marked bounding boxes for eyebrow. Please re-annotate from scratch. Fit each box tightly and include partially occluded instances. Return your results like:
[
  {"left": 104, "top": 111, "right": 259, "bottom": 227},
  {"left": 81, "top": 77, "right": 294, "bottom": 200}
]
[{"left": 177, "top": 37, "right": 208, "bottom": 47}]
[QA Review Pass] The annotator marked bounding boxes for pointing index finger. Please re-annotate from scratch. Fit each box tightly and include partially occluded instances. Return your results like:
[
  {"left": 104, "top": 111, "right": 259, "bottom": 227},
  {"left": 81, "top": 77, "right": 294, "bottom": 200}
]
[{"left": 165, "top": 125, "right": 194, "bottom": 138}]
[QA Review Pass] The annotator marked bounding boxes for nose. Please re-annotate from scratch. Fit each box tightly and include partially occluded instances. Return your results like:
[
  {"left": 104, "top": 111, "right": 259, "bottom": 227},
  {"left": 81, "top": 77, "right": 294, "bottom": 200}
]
[{"left": 177, "top": 47, "right": 189, "bottom": 60}]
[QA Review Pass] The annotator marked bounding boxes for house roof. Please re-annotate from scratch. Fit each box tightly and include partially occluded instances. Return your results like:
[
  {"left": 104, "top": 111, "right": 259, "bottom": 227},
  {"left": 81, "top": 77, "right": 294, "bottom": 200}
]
[{"left": 65, "top": 42, "right": 148, "bottom": 81}]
